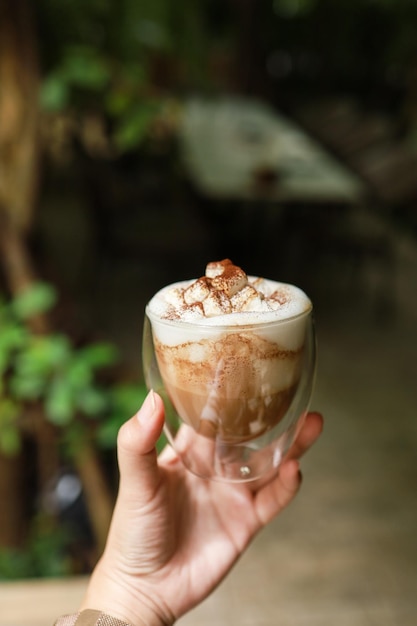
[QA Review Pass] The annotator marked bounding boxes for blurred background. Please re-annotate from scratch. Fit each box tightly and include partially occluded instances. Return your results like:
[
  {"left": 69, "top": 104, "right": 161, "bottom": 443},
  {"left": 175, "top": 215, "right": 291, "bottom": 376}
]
[{"left": 0, "top": 1, "right": 416, "bottom": 624}]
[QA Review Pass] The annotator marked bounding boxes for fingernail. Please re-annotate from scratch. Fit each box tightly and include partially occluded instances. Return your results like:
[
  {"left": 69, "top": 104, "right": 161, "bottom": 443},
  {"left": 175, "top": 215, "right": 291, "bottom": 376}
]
[{"left": 137, "top": 389, "right": 156, "bottom": 425}]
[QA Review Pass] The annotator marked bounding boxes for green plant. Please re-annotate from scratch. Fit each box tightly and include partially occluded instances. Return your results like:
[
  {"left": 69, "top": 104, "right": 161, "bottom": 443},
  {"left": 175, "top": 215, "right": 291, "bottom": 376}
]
[
  {"left": 0, "top": 281, "right": 163, "bottom": 570},
  {"left": 37, "top": 0, "right": 214, "bottom": 154},
  {"left": 0, "top": 514, "right": 72, "bottom": 580},
  {"left": 0, "top": 282, "right": 150, "bottom": 456}
]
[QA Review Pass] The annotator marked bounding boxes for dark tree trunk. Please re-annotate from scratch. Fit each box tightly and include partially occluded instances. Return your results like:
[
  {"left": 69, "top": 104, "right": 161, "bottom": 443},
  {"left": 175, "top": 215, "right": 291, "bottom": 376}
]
[
  {"left": 0, "top": 0, "right": 43, "bottom": 550},
  {"left": 0, "top": 0, "right": 40, "bottom": 233},
  {"left": 0, "top": 0, "right": 115, "bottom": 558},
  {"left": 0, "top": 452, "right": 26, "bottom": 548}
]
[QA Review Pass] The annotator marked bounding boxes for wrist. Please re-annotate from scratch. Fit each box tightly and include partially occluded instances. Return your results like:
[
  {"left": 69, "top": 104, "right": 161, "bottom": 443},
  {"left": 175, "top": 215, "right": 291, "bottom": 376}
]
[{"left": 80, "top": 559, "right": 174, "bottom": 626}]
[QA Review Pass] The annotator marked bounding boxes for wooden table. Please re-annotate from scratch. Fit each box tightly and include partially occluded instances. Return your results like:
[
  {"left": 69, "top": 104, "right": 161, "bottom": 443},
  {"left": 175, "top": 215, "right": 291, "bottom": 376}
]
[{"left": 0, "top": 577, "right": 87, "bottom": 626}]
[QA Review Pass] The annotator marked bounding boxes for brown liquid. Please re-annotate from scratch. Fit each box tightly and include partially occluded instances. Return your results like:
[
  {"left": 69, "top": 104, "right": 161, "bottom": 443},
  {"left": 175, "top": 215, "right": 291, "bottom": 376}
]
[
  {"left": 164, "top": 381, "right": 298, "bottom": 442},
  {"left": 154, "top": 331, "right": 303, "bottom": 443}
]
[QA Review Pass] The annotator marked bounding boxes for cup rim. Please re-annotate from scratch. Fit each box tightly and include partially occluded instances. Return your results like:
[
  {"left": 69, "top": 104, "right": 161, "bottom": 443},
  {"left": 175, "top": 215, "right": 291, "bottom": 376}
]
[{"left": 145, "top": 302, "right": 312, "bottom": 331}]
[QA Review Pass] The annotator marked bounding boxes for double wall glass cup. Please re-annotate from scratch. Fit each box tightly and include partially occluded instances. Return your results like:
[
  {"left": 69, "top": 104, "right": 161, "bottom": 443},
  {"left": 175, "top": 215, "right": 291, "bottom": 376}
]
[{"left": 142, "top": 302, "right": 316, "bottom": 484}]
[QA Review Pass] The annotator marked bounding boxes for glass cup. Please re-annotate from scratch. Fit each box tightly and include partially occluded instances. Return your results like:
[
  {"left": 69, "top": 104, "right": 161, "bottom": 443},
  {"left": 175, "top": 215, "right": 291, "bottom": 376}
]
[{"left": 142, "top": 304, "right": 316, "bottom": 483}]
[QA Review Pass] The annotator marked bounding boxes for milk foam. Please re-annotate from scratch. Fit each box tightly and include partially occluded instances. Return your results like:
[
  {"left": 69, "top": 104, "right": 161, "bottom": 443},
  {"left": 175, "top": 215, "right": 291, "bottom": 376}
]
[
  {"left": 146, "top": 260, "right": 312, "bottom": 350},
  {"left": 148, "top": 277, "right": 310, "bottom": 324}
]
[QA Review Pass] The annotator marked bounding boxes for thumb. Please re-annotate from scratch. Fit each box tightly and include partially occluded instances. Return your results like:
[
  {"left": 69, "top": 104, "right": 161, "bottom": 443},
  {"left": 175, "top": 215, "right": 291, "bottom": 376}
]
[{"left": 116, "top": 390, "right": 165, "bottom": 502}]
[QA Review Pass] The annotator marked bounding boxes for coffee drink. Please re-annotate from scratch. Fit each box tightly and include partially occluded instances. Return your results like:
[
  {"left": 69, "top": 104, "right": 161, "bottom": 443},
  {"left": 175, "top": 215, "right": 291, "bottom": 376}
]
[{"left": 146, "top": 260, "right": 312, "bottom": 444}]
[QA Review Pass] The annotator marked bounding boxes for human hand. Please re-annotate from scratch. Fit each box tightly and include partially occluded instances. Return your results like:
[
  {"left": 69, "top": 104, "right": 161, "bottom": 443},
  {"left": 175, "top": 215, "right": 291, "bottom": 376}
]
[{"left": 81, "top": 391, "right": 323, "bottom": 626}]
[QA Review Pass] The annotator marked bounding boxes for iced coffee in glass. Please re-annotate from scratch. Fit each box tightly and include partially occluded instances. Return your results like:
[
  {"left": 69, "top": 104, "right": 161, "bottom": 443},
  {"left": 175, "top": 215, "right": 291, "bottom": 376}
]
[{"left": 143, "top": 259, "right": 315, "bottom": 482}]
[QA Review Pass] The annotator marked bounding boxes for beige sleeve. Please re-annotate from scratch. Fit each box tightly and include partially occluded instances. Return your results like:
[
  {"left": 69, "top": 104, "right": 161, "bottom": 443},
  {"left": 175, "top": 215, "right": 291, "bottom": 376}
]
[{"left": 54, "top": 609, "right": 132, "bottom": 626}]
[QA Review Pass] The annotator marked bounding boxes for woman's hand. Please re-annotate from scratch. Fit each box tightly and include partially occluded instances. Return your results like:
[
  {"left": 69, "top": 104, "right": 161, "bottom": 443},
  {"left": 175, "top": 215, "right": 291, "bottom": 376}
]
[{"left": 81, "top": 391, "right": 323, "bottom": 626}]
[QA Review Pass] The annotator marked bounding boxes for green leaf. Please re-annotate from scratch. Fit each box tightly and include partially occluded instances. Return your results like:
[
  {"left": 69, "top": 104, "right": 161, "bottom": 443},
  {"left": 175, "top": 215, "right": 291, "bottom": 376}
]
[
  {"left": 0, "top": 398, "right": 18, "bottom": 421},
  {"left": 66, "top": 359, "right": 92, "bottom": 390},
  {"left": 114, "top": 103, "right": 158, "bottom": 151},
  {"left": 0, "top": 549, "right": 32, "bottom": 580},
  {"left": 106, "top": 90, "right": 134, "bottom": 117},
  {"left": 0, "top": 323, "right": 28, "bottom": 377},
  {"left": 62, "top": 46, "right": 110, "bottom": 90},
  {"left": 45, "top": 378, "right": 74, "bottom": 426},
  {"left": 9, "top": 374, "right": 46, "bottom": 400},
  {"left": 96, "top": 382, "right": 148, "bottom": 448},
  {"left": 36, "top": 335, "right": 72, "bottom": 369},
  {"left": 105, "top": 67, "right": 148, "bottom": 116},
  {"left": 77, "top": 343, "right": 119, "bottom": 369},
  {"left": 12, "top": 283, "right": 57, "bottom": 319},
  {"left": 0, "top": 399, "right": 21, "bottom": 456},
  {"left": 13, "top": 336, "right": 71, "bottom": 393},
  {"left": 96, "top": 415, "right": 122, "bottom": 448},
  {"left": 40, "top": 74, "right": 70, "bottom": 111},
  {"left": 77, "top": 387, "right": 108, "bottom": 417},
  {"left": 111, "top": 382, "right": 149, "bottom": 414},
  {"left": 10, "top": 335, "right": 62, "bottom": 398},
  {"left": 0, "top": 427, "right": 21, "bottom": 456},
  {"left": 0, "top": 324, "right": 28, "bottom": 354},
  {"left": 0, "top": 515, "right": 71, "bottom": 579}
]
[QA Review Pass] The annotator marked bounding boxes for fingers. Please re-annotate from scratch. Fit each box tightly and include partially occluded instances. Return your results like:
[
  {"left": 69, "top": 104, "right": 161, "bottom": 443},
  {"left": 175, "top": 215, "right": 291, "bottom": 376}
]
[
  {"left": 285, "top": 411, "right": 324, "bottom": 462},
  {"left": 254, "top": 459, "right": 302, "bottom": 526},
  {"left": 116, "top": 390, "right": 165, "bottom": 502},
  {"left": 253, "top": 411, "right": 323, "bottom": 527}
]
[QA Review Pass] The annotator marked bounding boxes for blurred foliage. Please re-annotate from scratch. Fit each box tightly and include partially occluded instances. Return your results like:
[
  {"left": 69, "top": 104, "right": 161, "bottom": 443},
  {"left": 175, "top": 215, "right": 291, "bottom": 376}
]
[
  {"left": 33, "top": 0, "right": 417, "bottom": 158},
  {"left": 36, "top": 0, "right": 236, "bottom": 154},
  {"left": 0, "top": 283, "right": 150, "bottom": 456},
  {"left": 1, "top": 0, "right": 415, "bottom": 577},
  {"left": 0, "top": 514, "right": 72, "bottom": 580},
  {"left": 0, "top": 283, "right": 165, "bottom": 579}
]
